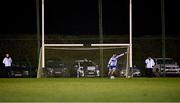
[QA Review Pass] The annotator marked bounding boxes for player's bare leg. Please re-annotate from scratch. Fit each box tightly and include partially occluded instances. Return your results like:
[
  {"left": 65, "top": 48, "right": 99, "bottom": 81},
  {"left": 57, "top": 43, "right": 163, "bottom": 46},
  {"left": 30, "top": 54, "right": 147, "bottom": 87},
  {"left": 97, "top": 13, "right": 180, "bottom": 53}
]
[
  {"left": 108, "top": 69, "right": 112, "bottom": 77},
  {"left": 111, "top": 69, "right": 116, "bottom": 77}
]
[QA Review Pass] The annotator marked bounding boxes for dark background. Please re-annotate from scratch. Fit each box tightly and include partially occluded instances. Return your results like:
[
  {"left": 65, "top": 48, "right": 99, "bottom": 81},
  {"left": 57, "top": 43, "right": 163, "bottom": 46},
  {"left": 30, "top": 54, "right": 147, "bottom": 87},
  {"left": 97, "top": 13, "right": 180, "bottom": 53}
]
[{"left": 0, "top": 0, "right": 179, "bottom": 36}]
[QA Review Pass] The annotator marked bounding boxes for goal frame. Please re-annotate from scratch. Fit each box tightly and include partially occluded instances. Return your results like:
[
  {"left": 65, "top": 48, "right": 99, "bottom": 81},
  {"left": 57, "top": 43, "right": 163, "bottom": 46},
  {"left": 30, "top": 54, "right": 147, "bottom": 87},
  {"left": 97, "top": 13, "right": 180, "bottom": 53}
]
[
  {"left": 41, "top": 0, "right": 133, "bottom": 70},
  {"left": 38, "top": 43, "right": 131, "bottom": 78}
]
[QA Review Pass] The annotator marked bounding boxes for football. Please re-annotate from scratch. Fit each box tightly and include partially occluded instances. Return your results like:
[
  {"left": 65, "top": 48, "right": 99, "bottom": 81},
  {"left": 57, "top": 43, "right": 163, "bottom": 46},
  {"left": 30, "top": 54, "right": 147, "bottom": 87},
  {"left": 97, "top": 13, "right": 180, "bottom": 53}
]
[{"left": 111, "top": 76, "right": 115, "bottom": 79}]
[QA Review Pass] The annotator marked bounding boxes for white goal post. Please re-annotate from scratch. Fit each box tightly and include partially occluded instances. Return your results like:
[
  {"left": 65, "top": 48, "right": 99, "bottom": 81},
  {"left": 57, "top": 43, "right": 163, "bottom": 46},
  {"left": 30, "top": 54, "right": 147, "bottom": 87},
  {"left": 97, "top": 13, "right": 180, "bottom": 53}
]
[{"left": 41, "top": 0, "right": 133, "bottom": 77}]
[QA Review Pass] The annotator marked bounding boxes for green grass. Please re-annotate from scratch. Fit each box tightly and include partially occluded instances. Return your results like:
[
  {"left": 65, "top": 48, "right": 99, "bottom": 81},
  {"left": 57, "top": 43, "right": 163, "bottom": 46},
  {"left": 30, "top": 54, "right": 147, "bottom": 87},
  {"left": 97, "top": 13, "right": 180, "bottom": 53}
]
[{"left": 0, "top": 78, "right": 180, "bottom": 102}]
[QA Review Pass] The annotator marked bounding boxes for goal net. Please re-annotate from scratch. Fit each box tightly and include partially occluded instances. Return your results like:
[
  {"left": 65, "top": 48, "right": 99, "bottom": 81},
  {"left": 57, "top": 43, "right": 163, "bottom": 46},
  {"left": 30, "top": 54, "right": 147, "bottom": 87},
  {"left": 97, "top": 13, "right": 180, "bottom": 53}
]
[{"left": 37, "top": 44, "right": 130, "bottom": 78}]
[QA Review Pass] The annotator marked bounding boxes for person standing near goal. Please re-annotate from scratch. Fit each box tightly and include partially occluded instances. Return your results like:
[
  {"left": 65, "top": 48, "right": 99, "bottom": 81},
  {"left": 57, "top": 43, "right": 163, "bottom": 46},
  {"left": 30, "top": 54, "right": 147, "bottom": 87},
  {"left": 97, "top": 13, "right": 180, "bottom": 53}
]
[
  {"left": 107, "top": 52, "right": 127, "bottom": 79},
  {"left": 145, "top": 57, "right": 155, "bottom": 77},
  {"left": 2, "top": 53, "right": 13, "bottom": 78}
]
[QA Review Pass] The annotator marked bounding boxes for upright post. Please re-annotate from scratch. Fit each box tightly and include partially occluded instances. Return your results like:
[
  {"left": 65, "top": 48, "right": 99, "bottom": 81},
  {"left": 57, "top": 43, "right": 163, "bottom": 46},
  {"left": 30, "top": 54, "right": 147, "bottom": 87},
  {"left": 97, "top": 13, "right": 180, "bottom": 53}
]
[
  {"left": 36, "top": 0, "right": 40, "bottom": 64},
  {"left": 161, "top": 0, "right": 166, "bottom": 77},
  {"left": 129, "top": 0, "right": 133, "bottom": 77},
  {"left": 42, "top": 0, "right": 45, "bottom": 68},
  {"left": 98, "top": 0, "right": 104, "bottom": 77}
]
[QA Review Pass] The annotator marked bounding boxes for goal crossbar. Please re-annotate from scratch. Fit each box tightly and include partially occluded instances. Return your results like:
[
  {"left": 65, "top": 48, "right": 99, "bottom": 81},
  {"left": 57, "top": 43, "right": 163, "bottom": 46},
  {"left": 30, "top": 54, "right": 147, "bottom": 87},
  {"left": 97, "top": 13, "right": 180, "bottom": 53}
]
[
  {"left": 44, "top": 44, "right": 130, "bottom": 47},
  {"left": 91, "top": 44, "right": 130, "bottom": 47},
  {"left": 44, "top": 44, "right": 84, "bottom": 47}
]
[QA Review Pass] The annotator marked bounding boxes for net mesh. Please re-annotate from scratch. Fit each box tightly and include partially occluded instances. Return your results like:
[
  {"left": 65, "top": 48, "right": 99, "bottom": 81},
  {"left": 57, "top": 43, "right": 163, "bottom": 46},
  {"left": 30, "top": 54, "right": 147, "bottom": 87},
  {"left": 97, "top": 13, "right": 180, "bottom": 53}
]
[{"left": 37, "top": 45, "right": 129, "bottom": 78}]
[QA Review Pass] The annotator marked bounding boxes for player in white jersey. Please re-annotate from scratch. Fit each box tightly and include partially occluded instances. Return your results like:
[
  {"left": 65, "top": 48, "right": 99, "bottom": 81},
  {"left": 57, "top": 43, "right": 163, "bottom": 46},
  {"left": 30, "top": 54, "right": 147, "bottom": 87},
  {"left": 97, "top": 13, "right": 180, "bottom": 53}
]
[
  {"left": 107, "top": 52, "right": 127, "bottom": 79},
  {"left": 2, "top": 54, "right": 12, "bottom": 77},
  {"left": 145, "top": 57, "right": 155, "bottom": 77}
]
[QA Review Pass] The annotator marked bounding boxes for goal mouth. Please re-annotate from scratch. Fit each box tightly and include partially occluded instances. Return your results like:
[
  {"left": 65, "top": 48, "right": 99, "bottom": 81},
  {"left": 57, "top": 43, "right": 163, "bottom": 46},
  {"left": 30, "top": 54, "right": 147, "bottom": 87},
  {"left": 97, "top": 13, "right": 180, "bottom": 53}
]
[{"left": 38, "top": 44, "right": 130, "bottom": 78}]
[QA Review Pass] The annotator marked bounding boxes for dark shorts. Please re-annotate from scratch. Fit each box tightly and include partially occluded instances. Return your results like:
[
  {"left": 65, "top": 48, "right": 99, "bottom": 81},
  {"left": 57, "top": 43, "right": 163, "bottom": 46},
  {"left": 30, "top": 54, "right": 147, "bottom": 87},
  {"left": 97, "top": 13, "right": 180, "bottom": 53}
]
[
  {"left": 146, "top": 68, "right": 153, "bottom": 77},
  {"left": 5, "top": 66, "right": 12, "bottom": 70},
  {"left": 109, "top": 66, "right": 117, "bottom": 70}
]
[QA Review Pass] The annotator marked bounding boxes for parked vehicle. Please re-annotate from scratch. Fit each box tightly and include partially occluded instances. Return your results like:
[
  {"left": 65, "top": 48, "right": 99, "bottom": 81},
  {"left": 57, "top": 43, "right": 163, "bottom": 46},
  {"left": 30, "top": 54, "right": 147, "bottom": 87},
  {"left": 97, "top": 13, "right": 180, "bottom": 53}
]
[
  {"left": 132, "top": 68, "right": 141, "bottom": 77},
  {"left": 153, "top": 58, "right": 180, "bottom": 76},
  {"left": 74, "top": 59, "right": 100, "bottom": 77},
  {"left": 11, "top": 61, "right": 32, "bottom": 77},
  {"left": 45, "top": 59, "right": 69, "bottom": 77},
  {"left": 120, "top": 67, "right": 141, "bottom": 77},
  {"left": 0, "top": 59, "right": 36, "bottom": 78}
]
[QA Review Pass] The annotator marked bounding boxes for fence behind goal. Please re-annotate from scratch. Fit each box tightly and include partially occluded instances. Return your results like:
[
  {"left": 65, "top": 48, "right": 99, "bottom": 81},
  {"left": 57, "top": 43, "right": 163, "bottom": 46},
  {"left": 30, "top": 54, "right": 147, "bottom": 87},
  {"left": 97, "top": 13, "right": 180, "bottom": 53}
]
[{"left": 37, "top": 44, "right": 130, "bottom": 78}]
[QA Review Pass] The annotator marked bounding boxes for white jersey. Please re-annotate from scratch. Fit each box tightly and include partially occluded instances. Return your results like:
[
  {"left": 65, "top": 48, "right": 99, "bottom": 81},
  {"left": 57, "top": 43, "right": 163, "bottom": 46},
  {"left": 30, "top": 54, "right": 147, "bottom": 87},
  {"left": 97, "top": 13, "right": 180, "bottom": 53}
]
[
  {"left": 145, "top": 58, "right": 155, "bottom": 68},
  {"left": 108, "top": 53, "right": 125, "bottom": 67},
  {"left": 3, "top": 57, "right": 12, "bottom": 67}
]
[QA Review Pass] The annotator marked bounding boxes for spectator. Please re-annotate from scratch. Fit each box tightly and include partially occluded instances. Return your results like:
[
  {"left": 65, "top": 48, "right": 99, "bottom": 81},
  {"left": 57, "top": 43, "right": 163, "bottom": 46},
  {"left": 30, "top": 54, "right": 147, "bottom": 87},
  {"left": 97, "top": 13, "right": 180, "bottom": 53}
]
[
  {"left": 2, "top": 54, "right": 12, "bottom": 77},
  {"left": 145, "top": 57, "right": 155, "bottom": 77}
]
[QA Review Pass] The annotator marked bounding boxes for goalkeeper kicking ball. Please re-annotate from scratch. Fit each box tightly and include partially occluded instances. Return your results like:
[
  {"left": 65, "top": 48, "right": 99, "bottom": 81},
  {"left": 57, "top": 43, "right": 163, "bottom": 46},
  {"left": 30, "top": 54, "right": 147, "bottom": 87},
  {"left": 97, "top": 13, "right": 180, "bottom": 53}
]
[{"left": 110, "top": 76, "right": 115, "bottom": 79}]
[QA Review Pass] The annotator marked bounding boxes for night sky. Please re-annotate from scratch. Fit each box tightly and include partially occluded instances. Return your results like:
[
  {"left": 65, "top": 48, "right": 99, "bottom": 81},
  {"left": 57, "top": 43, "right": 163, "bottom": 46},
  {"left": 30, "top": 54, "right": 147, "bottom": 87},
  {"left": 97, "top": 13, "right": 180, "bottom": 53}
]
[{"left": 0, "top": 0, "right": 179, "bottom": 36}]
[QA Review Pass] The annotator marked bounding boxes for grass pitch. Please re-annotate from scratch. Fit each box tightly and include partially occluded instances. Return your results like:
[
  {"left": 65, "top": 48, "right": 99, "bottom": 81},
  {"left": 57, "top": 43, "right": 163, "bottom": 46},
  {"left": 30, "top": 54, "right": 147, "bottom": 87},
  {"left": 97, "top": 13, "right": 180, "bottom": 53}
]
[{"left": 0, "top": 78, "right": 180, "bottom": 102}]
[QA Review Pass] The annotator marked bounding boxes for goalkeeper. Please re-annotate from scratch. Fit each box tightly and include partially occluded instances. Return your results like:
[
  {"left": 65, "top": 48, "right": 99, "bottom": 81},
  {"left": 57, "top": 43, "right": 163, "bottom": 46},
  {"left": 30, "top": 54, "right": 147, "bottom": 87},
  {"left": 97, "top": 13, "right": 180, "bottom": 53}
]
[{"left": 107, "top": 52, "right": 127, "bottom": 79}]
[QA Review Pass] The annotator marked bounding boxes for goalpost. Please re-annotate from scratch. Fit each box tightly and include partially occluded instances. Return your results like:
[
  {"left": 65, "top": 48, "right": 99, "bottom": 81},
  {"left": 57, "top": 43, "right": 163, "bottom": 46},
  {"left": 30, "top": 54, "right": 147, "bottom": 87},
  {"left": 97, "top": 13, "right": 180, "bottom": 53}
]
[{"left": 38, "top": 0, "right": 133, "bottom": 78}]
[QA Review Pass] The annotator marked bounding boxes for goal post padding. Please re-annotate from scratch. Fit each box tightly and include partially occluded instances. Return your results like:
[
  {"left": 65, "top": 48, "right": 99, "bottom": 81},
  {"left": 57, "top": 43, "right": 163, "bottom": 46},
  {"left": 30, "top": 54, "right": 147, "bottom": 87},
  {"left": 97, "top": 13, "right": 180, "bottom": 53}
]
[
  {"left": 37, "top": 44, "right": 130, "bottom": 78},
  {"left": 37, "top": 48, "right": 42, "bottom": 78}
]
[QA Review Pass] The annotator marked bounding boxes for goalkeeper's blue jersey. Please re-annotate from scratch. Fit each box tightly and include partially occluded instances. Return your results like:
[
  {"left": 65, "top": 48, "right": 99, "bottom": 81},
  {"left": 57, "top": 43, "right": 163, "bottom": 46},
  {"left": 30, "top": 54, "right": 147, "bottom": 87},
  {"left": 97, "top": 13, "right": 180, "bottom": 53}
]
[
  {"left": 108, "top": 53, "right": 125, "bottom": 67},
  {"left": 109, "top": 57, "right": 118, "bottom": 67}
]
